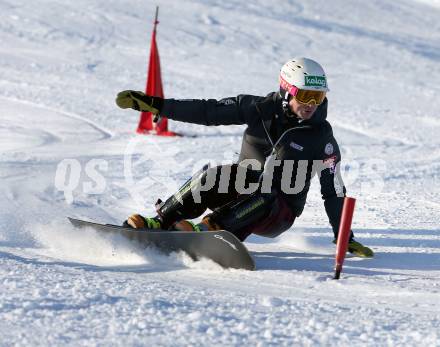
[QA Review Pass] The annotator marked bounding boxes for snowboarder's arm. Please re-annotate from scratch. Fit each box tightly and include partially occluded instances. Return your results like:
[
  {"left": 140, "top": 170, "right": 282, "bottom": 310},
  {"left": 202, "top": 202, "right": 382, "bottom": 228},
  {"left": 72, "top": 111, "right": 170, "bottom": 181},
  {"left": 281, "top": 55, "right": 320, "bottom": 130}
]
[
  {"left": 115, "top": 90, "right": 264, "bottom": 126},
  {"left": 316, "top": 134, "right": 351, "bottom": 239},
  {"left": 315, "top": 133, "right": 374, "bottom": 257},
  {"left": 161, "top": 94, "right": 264, "bottom": 126}
]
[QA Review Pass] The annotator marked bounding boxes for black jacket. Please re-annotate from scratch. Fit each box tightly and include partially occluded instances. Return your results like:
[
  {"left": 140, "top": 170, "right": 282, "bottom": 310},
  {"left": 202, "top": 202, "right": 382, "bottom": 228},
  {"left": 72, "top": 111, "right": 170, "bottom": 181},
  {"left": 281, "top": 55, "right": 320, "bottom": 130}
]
[{"left": 161, "top": 92, "right": 346, "bottom": 237}]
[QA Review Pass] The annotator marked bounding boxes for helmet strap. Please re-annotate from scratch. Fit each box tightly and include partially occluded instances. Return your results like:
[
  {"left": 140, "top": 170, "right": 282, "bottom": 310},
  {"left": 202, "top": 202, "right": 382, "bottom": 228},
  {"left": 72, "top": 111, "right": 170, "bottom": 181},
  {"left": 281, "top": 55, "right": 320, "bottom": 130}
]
[{"left": 280, "top": 88, "right": 296, "bottom": 118}]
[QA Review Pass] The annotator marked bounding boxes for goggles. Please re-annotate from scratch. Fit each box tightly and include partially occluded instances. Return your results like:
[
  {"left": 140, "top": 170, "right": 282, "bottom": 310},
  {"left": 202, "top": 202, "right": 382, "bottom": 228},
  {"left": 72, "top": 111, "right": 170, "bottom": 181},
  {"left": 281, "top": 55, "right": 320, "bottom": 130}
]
[
  {"left": 292, "top": 88, "right": 326, "bottom": 105},
  {"left": 280, "top": 77, "right": 326, "bottom": 105}
]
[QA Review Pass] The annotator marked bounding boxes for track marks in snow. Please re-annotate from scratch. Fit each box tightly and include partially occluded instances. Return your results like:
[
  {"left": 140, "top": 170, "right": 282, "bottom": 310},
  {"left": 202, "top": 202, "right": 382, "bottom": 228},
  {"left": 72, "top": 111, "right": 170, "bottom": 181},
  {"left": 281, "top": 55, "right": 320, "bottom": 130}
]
[
  {"left": 0, "top": 96, "right": 113, "bottom": 143},
  {"left": 0, "top": 93, "right": 115, "bottom": 190}
]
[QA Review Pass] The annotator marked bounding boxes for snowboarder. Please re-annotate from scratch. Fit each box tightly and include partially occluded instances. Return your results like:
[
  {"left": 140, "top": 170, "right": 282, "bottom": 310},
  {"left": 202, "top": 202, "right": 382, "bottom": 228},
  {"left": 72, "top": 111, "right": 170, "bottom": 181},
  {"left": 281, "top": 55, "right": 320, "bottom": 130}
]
[{"left": 115, "top": 57, "right": 373, "bottom": 257}]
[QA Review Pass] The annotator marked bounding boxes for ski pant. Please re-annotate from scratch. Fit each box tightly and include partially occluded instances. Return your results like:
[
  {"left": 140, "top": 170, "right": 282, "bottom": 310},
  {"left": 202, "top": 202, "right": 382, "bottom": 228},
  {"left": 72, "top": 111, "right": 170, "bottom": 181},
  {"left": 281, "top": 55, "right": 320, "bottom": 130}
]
[{"left": 158, "top": 164, "right": 295, "bottom": 241}]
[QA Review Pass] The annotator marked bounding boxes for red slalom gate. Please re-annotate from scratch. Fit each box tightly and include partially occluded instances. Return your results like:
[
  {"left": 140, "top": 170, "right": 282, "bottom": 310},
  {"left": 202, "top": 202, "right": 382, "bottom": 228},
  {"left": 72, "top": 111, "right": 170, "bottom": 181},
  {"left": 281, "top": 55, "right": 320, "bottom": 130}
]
[
  {"left": 334, "top": 197, "right": 356, "bottom": 279},
  {"left": 137, "top": 7, "right": 178, "bottom": 136}
]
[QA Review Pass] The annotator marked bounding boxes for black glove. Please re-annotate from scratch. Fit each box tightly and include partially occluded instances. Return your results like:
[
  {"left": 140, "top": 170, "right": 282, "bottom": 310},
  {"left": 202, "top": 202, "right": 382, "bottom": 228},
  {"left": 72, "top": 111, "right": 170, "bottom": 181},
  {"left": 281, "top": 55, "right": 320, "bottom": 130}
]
[{"left": 115, "top": 90, "right": 163, "bottom": 115}]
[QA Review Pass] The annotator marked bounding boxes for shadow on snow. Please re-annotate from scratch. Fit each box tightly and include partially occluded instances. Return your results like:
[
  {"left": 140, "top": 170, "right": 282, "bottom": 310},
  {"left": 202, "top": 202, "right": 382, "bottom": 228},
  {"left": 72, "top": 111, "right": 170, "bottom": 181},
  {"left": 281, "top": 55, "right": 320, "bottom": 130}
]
[{"left": 251, "top": 227, "right": 440, "bottom": 275}]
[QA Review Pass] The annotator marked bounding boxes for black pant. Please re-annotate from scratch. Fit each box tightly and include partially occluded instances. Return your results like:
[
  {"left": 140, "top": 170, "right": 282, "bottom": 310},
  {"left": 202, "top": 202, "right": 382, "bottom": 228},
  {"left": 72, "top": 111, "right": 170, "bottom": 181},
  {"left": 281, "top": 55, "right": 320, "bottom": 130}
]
[{"left": 161, "top": 164, "right": 295, "bottom": 241}]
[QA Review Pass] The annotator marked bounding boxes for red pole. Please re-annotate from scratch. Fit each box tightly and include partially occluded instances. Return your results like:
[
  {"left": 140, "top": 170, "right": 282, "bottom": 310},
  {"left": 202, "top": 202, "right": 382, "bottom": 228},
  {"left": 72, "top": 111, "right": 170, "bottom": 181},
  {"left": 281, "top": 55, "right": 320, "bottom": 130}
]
[
  {"left": 137, "top": 7, "right": 178, "bottom": 136},
  {"left": 334, "top": 197, "right": 356, "bottom": 279}
]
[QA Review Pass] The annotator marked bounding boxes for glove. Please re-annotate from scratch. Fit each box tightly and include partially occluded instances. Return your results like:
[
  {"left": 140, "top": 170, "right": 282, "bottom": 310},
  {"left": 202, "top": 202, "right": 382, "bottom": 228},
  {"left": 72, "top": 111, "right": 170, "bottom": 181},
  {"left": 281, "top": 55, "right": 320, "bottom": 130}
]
[
  {"left": 347, "top": 239, "right": 374, "bottom": 258},
  {"left": 115, "top": 90, "right": 163, "bottom": 115},
  {"left": 333, "top": 238, "right": 374, "bottom": 258}
]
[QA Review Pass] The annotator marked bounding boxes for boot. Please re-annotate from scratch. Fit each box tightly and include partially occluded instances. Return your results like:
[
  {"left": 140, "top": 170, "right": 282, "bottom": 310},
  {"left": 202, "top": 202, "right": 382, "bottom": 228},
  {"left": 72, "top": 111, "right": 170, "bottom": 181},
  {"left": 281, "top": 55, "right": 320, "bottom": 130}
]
[
  {"left": 124, "top": 214, "right": 204, "bottom": 232},
  {"left": 173, "top": 220, "right": 202, "bottom": 232},
  {"left": 124, "top": 214, "right": 162, "bottom": 229},
  {"left": 155, "top": 164, "right": 212, "bottom": 228},
  {"left": 172, "top": 215, "right": 222, "bottom": 232}
]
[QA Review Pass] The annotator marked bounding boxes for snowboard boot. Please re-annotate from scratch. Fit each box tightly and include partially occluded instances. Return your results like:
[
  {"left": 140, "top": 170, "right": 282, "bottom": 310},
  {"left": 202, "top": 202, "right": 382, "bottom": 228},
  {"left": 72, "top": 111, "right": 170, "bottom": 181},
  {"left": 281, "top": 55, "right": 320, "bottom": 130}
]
[
  {"left": 124, "top": 214, "right": 163, "bottom": 230},
  {"left": 173, "top": 220, "right": 202, "bottom": 232},
  {"left": 155, "top": 164, "right": 213, "bottom": 229},
  {"left": 172, "top": 215, "right": 222, "bottom": 232},
  {"left": 333, "top": 238, "right": 374, "bottom": 258},
  {"left": 124, "top": 165, "right": 213, "bottom": 230},
  {"left": 124, "top": 214, "right": 203, "bottom": 232}
]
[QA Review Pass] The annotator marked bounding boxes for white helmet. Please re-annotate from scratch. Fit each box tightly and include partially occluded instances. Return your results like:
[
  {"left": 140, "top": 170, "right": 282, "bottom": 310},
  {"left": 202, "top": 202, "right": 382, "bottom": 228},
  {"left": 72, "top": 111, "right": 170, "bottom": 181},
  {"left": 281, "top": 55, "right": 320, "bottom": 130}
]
[{"left": 279, "top": 57, "right": 329, "bottom": 94}]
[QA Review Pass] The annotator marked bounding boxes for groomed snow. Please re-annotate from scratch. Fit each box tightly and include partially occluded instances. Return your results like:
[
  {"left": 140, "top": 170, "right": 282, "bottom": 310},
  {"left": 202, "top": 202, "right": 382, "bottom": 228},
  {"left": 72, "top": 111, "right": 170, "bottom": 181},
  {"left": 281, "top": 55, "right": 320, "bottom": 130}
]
[{"left": 1, "top": 0, "right": 440, "bottom": 345}]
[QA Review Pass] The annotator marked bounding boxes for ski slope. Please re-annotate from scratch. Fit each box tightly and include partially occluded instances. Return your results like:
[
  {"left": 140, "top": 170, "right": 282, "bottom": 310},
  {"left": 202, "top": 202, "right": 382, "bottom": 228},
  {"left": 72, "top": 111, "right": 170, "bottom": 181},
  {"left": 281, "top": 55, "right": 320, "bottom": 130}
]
[{"left": 1, "top": 0, "right": 440, "bottom": 345}]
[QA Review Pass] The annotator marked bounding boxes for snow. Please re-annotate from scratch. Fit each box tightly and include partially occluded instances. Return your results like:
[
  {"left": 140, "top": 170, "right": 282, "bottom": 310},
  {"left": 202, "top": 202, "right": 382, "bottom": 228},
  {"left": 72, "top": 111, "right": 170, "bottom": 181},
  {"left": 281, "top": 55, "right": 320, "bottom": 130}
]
[{"left": 1, "top": 0, "right": 440, "bottom": 345}]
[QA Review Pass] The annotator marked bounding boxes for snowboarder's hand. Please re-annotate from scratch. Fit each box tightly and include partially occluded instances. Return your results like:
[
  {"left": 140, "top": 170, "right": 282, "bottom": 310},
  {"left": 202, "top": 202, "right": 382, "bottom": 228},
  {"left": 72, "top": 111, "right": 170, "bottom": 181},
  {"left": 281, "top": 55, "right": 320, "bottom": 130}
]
[
  {"left": 333, "top": 238, "right": 374, "bottom": 258},
  {"left": 115, "top": 90, "right": 163, "bottom": 115}
]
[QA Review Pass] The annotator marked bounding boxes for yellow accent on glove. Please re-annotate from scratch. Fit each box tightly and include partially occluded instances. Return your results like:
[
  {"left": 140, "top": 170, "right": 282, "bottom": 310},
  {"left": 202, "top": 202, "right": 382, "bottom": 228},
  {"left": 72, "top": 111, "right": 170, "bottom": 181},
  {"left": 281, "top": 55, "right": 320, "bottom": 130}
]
[
  {"left": 347, "top": 240, "right": 374, "bottom": 258},
  {"left": 115, "top": 90, "right": 161, "bottom": 114}
]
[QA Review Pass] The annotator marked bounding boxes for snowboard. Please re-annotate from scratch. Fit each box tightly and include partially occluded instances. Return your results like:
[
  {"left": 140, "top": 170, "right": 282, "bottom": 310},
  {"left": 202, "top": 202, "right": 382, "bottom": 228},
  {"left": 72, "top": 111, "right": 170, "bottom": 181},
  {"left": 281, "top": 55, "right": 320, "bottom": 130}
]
[{"left": 68, "top": 217, "right": 255, "bottom": 270}]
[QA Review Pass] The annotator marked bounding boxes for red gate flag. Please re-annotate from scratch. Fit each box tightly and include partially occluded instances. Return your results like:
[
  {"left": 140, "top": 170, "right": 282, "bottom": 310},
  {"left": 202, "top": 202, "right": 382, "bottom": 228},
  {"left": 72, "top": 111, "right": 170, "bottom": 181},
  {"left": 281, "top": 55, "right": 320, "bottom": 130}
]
[
  {"left": 334, "top": 197, "right": 356, "bottom": 279},
  {"left": 137, "top": 7, "right": 177, "bottom": 136}
]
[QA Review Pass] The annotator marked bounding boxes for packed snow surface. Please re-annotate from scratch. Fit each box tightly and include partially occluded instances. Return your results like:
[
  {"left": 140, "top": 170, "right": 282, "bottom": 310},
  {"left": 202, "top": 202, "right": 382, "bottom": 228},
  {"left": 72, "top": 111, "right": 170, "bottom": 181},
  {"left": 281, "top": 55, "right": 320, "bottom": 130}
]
[{"left": 1, "top": 0, "right": 440, "bottom": 345}]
